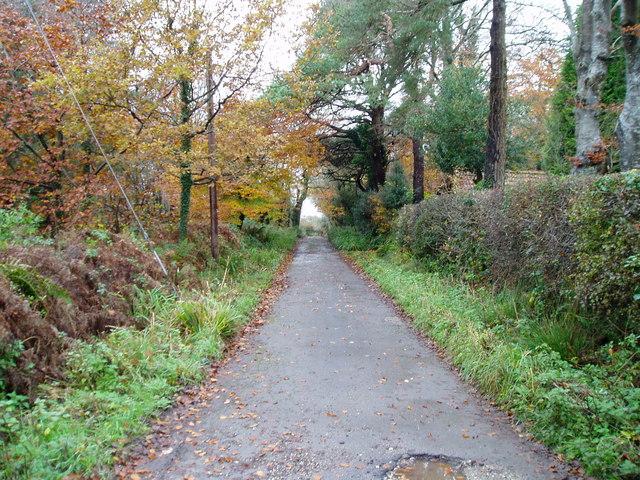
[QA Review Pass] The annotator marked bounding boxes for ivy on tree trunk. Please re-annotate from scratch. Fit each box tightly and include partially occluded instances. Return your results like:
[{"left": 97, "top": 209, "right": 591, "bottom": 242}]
[
  {"left": 178, "top": 170, "right": 193, "bottom": 242},
  {"left": 177, "top": 78, "right": 193, "bottom": 242}
]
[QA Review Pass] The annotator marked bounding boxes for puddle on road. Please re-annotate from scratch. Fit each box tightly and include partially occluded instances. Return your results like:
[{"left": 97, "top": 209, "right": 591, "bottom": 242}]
[{"left": 387, "top": 456, "right": 466, "bottom": 480}]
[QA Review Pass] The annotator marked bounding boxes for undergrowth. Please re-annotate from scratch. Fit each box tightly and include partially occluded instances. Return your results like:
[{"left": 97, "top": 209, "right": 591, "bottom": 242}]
[
  {"left": 348, "top": 250, "right": 640, "bottom": 480},
  {"left": 0, "top": 226, "right": 297, "bottom": 479},
  {"left": 327, "top": 226, "right": 381, "bottom": 251}
]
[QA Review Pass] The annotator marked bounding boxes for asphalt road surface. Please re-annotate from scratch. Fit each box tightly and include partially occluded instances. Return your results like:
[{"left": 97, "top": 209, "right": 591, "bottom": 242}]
[{"left": 123, "top": 237, "right": 582, "bottom": 480}]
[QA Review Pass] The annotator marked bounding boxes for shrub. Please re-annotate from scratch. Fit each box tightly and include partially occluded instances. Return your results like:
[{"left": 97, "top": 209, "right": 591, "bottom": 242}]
[
  {"left": 485, "top": 177, "right": 579, "bottom": 297},
  {"left": 393, "top": 173, "right": 640, "bottom": 340},
  {"left": 380, "top": 161, "right": 411, "bottom": 211},
  {"left": 570, "top": 171, "right": 640, "bottom": 334},
  {"left": 397, "top": 192, "right": 490, "bottom": 274}
]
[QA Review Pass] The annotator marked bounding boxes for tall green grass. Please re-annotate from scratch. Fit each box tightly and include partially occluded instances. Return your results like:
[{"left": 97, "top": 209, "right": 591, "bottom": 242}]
[
  {"left": 349, "top": 251, "right": 640, "bottom": 480},
  {"left": 327, "top": 226, "right": 381, "bottom": 251},
  {"left": 0, "top": 228, "right": 297, "bottom": 479}
]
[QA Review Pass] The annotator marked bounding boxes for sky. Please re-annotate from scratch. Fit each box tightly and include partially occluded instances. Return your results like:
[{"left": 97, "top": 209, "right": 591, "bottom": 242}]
[
  {"left": 264, "top": 0, "right": 583, "bottom": 75},
  {"left": 301, "top": 197, "right": 324, "bottom": 218}
]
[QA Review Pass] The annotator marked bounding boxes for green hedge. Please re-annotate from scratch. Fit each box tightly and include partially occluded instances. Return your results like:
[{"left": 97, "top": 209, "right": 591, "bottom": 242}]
[
  {"left": 394, "top": 171, "right": 640, "bottom": 339},
  {"left": 571, "top": 173, "right": 640, "bottom": 333}
]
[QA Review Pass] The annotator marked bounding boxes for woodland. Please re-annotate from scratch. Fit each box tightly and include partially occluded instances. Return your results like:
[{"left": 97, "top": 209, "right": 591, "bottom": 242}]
[{"left": 0, "top": 0, "right": 639, "bottom": 478}]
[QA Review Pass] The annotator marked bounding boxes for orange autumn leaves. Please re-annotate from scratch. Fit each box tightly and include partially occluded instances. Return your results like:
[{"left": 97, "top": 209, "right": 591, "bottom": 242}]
[
  {"left": 1, "top": 0, "right": 323, "bottom": 235},
  {"left": 0, "top": 0, "right": 115, "bottom": 231}
]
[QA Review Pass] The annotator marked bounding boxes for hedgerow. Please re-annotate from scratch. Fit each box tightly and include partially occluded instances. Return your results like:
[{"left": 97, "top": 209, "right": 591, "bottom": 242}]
[{"left": 394, "top": 171, "right": 640, "bottom": 341}]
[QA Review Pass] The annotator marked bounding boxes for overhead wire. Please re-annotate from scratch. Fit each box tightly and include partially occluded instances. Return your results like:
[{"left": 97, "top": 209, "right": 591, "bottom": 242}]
[{"left": 21, "top": 0, "right": 178, "bottom": 295}]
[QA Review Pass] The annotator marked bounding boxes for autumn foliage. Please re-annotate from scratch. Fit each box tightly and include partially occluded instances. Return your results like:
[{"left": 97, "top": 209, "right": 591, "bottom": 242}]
[
  {"left": 0, "top": 0, "right": 114, "bottom": 232},
  {"left": 1, "top": 0, "right": 322, "bottom": 239}
]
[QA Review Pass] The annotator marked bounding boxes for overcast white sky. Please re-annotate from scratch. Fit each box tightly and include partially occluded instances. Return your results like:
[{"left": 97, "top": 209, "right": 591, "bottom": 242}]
[{"left": 264, "top": 0, "right": 582, "bottom": 75}]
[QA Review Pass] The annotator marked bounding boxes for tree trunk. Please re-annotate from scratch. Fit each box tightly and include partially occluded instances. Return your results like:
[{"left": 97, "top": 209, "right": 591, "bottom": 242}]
[
  {"left": 617, "top": 0, "right": 640, "bottom": 171},
  {"left": 412, "top": 136, "right": 424, "bottom": 203},
  {"left": 368, "top": 106, "right": 387, "bottom": 191},
  {"left": 484, "top": 0, "right": 507, "bottom": 188},
  {"left": 209, "top": 182, "right": 219, "bottom": 258},
  {"left": 177, "top": 77, "right": 194, "bottom": 242},
  {"left": 291, "top": 171, "right": 310, "bottom": 228},
  {"left": 572, "top": 0, "right": 611, "bottom": 175},
  {"left": 178, "top": 170, "right": 192, "bottom": 242}
]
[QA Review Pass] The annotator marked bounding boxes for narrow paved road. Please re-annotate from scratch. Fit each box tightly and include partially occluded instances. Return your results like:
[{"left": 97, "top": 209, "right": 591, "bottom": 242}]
[{"left": 125, "top": 237, "right": 579, "bottom": 480}]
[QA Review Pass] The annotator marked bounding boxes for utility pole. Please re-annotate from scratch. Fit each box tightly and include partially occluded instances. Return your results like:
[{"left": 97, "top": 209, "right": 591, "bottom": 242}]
[{"left": 207, "top": 51, "right": 220, "bottom": 262}]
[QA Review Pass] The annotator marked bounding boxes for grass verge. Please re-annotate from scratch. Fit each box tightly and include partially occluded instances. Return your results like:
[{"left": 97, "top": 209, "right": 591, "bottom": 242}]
[
  {"left": 0, "top": 229, "right": 297, "bottom": 479},
  {"left": 347, "top": 250, "right": 639, "bottom": 480}
]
